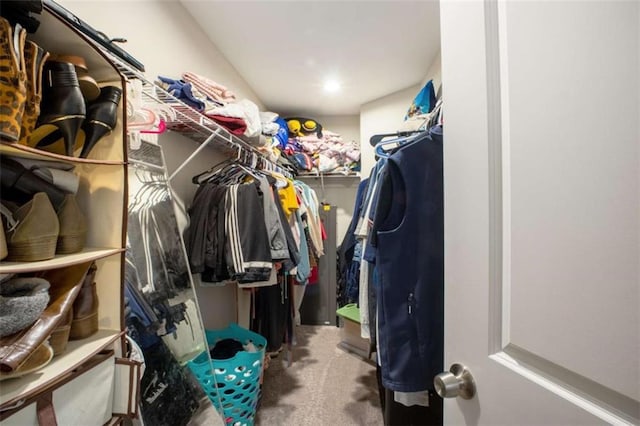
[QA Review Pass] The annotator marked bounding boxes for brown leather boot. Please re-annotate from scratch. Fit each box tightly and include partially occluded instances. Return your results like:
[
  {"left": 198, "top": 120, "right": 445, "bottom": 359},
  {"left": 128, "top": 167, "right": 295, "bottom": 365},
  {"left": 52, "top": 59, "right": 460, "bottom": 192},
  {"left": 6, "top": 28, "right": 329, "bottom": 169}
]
[
  {"left": 70, "top": 261, "right": 99, "bottom": 340},
  {"left": 0, "top": 262, "right": 92, "bottom": 373},
  {"left": 49, "top": 308, "right": 73, "bottom": 355},
  {"left": 0, "top": 342, "right": 54, "bottom": 381},
  {"left": 19, "top": 40, "right": 49, "bottom": 145},
  {"left": 0, "top": 17, "right": 27, "bottom": 142}
]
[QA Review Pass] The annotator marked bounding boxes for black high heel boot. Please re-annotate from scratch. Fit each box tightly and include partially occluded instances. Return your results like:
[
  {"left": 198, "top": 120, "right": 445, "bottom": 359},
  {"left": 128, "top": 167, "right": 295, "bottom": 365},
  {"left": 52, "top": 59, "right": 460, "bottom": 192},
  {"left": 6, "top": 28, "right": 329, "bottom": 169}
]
[
  {"left": 35, "top": 61, "right": 85, "bottom": 157},
  {"left": 79, "top": 86, "right": 122, "bottom": 159}
]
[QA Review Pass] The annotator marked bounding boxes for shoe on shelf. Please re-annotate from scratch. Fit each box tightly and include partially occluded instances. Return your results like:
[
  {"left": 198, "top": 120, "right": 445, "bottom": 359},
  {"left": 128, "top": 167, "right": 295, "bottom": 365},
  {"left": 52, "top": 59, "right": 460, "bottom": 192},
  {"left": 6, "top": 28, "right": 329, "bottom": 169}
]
[
  {"left": 0, "top": 17, "right": 27, "bottom": 142},
  {"left": 0, "top": 342, "right": 54, "bottom": 381},
  {"left": 0, "top": 156, "right": 67, "bottom": 209},
  {"left": 70, "top": 261, "right": 99, "bottom": 340},
  {"left": 56, "top": 194, "right": 87, "bottom": 254},
  {"left": 30, "top": 84, "right": 122, "bottom": 159},
  {"left": 79, "top": 85, "right": 122, "bottom": 158},
  {"left": 30, "top": 60, "right": 85, "bottom": 157},
  {"left": 18, "top": 40, "right": 49, "bottom": 145},
  {"left": 1, "top": 226, "right": 7, "bottom": 260},
  {"left": 0, "top": 277, "right": 50, "bottom": 337},
  {"left": 49, "top": 308, "right": 72, "bottom": 355},
  {"left": 1, "top": 192, "right": 60, "bottom": 262},
  {"left": 0, "top": 262, "right": 92, "bottom": 373},
  {"left": 11, "top": 156, "right": 79, "bottom": 194},
  {"left": 48, "top": 54, "right": 100, "bottom": 101}
]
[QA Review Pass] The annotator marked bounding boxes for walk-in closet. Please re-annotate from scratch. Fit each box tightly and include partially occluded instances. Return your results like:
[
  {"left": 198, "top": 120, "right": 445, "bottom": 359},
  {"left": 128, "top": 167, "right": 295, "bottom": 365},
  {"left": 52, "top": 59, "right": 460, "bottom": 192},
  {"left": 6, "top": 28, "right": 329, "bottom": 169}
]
[{"left": 1, "top": 1, "right": 639, "bottom": 426}]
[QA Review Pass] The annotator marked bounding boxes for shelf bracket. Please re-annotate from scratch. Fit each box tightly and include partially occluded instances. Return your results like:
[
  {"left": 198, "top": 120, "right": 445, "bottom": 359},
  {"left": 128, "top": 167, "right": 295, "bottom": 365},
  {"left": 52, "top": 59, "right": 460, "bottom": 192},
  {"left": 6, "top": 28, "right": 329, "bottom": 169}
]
[{"left": 169, "top": 129, "right": 222, "bottom": 181}]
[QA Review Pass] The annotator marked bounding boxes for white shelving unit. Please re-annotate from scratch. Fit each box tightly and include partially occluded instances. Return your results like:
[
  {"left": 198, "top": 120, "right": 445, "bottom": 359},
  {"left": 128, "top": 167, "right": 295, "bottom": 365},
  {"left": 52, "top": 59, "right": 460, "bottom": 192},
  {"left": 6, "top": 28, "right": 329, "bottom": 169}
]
[{"left": 90, "top": 45, "right": 294, "bottom": 181}]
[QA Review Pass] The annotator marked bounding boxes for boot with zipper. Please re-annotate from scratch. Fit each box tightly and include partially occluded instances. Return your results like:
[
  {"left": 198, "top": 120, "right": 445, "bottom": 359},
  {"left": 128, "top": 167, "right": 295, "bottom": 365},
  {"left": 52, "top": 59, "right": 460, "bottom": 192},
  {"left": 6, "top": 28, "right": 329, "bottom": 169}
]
[
  {"left": 0, "top": 17, "right": 27, "bottom": 142},
  {"left": 18, "top": 40, "right": 49, "bottom": 145}
]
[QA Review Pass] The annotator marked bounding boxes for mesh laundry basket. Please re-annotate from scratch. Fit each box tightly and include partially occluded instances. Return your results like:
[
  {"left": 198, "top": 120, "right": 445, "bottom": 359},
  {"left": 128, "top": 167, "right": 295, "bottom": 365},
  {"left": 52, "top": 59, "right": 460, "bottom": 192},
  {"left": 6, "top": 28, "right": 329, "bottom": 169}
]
[{"left": 187, "top": 323, "right": 266, "bottom": 426}]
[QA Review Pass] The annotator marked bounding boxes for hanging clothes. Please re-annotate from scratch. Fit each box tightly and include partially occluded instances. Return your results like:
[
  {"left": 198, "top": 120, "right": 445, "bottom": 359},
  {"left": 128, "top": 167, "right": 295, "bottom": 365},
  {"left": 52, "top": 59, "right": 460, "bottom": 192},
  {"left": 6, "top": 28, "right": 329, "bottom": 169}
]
[
  {"left": 224, "top": 182, "right": 272, "bottom": 283},
  {"left": 369, "top": 125, "right": 444, "bottom": 393},
  {"left": 337, "top": 178, "right": 369, "bottom": 306}
]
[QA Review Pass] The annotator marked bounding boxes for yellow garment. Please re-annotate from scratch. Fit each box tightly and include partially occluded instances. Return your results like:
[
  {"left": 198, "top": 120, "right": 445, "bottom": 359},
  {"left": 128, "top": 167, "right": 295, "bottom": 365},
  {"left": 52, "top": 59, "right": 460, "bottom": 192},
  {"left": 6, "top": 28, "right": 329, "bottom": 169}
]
[{"left": 278, "top": 180, "right": 299, "bottom": 219}]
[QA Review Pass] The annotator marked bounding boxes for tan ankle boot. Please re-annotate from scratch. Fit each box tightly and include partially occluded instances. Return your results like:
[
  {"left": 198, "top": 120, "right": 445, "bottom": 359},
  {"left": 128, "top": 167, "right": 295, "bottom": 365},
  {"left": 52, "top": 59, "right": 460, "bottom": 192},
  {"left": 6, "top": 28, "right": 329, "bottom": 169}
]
[
  {"left": 19, "top": 40, "right": 49, "bottom": 145},
  {"left": 0, "top": 17, "right": 27, "bottom": 142},
  {"left": 5, "top": 192, "right": 60, "bottom": 262},
  {"left": 56, "top": 194, "right": 87, "bottom": 254}
]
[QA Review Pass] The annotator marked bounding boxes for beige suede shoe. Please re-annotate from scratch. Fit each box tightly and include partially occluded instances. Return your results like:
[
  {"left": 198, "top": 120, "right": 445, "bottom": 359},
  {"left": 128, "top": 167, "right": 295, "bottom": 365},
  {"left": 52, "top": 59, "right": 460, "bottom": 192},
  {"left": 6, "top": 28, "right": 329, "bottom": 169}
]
[
  {"left": 5, "top": 192, "right": 59, "bottom": 262},
  {"left": 56, "top": 194, "right": 87, "bottom": 254}
]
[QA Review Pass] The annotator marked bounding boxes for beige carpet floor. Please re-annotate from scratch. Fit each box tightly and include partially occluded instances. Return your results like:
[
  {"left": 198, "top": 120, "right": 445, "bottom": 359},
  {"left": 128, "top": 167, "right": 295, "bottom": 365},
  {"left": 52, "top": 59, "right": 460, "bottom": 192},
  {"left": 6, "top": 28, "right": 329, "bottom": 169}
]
[{"left": 255, "top": 325, "right": 383, "bottom": 426}]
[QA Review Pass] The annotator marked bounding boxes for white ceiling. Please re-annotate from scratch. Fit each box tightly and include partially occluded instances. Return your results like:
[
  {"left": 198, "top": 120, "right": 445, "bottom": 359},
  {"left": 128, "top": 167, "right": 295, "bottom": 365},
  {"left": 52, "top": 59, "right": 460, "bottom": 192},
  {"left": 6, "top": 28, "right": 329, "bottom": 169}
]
[{"left": 180, "top": 1, "right": 441, "bottom": 116}]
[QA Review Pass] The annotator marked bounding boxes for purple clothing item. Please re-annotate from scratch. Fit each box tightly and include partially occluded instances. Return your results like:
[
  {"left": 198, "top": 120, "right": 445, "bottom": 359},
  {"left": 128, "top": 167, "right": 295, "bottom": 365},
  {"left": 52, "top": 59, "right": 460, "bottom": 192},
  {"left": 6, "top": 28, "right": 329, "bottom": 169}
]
[{"left": 157, "top": 75, "right": 205, "bottom": 111}]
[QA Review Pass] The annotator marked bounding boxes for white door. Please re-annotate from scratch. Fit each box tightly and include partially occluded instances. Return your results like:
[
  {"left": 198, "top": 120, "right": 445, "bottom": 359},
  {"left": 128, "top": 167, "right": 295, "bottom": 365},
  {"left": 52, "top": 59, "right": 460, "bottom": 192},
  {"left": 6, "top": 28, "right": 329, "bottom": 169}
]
[{"left": 439, "top": 1, "right": 639, "bottom": 424}]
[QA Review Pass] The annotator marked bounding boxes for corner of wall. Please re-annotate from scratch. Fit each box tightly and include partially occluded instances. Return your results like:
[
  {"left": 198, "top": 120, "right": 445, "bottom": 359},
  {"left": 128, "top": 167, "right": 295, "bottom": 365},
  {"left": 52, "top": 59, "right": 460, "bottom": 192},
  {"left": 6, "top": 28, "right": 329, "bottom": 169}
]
[{"left": 358, "top": 49, "right": 442, "bottom": 178}]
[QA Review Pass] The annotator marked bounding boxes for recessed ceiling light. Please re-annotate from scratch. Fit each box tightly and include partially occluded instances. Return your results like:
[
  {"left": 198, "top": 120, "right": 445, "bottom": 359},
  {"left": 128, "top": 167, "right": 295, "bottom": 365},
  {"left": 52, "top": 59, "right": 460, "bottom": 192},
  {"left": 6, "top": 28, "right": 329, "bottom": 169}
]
[{"left": 323, "top": 79, "right": 341, "bottom": 94}]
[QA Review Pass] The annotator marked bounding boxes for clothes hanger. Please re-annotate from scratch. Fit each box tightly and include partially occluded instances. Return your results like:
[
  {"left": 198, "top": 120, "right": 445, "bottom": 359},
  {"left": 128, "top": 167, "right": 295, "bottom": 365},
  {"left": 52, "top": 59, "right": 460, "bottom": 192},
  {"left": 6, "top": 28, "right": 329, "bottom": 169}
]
[
  {"left": 369, "top": 129, "right": 424, "bottom": 147},
  {"left": 191, "top": 144, "right": 242, "bottom": 184},
  {"left": 140, "top": 119, "right": 166, "bottom": 135},
  {"left": 374, "top": 131, "right": 425, "bottom": 158},
  {"left": 128, "top": 107, "right": 157, "bottom": 129}
]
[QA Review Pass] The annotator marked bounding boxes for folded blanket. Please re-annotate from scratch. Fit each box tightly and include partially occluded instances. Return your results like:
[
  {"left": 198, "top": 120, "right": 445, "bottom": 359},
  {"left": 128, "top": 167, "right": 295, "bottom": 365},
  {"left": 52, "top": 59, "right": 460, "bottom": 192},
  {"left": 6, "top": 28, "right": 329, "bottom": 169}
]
[
  {"left": 205, "top": 99, "right": 261, "bottom": 138},
  {"left": 182, "top": 71, "right": 236, "bottom": 105},
  {"left": 207, "top": 114, "right": 246, "bottom": 135}
]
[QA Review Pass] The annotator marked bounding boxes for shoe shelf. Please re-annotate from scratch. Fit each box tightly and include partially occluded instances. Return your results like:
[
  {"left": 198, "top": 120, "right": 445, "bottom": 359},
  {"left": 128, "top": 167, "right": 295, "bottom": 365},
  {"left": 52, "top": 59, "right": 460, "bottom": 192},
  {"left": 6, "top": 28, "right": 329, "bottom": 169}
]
[
  {"left": 0, "top": 247, "right": 124, "bottom": 274},
  {"left": 0, "top": 142, "right": 125, "bottom": 166},
  {"left": 0, "top": 329, "right": 123, "bottom": 409},
  {"left": 0, "top": 4, "right": 130, "bottom": 422}
]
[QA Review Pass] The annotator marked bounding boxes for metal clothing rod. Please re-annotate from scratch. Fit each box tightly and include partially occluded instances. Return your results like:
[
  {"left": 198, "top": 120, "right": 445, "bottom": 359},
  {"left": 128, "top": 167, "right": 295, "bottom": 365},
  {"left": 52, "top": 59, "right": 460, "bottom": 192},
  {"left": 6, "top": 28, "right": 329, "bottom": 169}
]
[{"left": 169, "top": 129, "right": 221, "bottom": 181}]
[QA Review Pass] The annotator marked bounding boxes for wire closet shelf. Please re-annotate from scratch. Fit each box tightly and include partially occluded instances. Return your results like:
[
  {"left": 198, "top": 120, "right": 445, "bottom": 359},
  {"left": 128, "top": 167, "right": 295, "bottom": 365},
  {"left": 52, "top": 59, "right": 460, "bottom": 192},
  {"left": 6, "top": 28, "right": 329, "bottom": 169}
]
[{"left": 95, "top": 46, "right": 293, "bottom": 180}]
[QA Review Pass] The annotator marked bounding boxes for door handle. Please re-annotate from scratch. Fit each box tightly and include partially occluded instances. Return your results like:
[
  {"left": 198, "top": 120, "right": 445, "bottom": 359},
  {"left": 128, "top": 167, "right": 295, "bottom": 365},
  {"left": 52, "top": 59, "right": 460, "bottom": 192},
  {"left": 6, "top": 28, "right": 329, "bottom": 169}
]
[{"left": 433, "top": 363, "right": 476, "bottom": 400}]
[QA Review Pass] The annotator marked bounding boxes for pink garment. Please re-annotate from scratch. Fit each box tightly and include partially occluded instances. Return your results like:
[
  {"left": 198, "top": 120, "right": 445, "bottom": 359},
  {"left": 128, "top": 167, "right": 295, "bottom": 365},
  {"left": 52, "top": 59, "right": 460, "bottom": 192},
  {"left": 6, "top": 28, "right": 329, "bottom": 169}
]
[
  {"left": 182, "top": 71, "right": 236, "bottom": 105},
  {"left": 206, "top": 114, "right": 246, "bottom": 135}
]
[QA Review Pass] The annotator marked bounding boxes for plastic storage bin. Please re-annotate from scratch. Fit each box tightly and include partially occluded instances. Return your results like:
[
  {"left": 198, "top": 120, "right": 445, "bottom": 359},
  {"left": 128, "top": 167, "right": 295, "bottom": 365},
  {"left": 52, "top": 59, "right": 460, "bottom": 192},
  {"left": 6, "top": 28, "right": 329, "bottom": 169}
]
[{"left": 187, "top": 323, "right": 266, "bottom": 426}]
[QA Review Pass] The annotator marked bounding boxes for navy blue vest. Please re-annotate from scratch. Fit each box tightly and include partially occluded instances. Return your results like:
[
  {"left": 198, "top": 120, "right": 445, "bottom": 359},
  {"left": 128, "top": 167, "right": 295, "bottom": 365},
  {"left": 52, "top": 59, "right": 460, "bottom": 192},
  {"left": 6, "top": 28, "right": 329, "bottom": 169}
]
[{"left": 372, "top": 126, "right": 443, "bottom": 392}]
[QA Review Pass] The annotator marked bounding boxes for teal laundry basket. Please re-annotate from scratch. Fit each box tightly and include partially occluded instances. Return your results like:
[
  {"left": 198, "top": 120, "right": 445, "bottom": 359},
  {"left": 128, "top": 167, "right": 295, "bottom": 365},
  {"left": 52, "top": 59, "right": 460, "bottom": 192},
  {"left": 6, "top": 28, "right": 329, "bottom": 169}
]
[{"left": 187, "top": 323, "right": 266, "bottom": 426}]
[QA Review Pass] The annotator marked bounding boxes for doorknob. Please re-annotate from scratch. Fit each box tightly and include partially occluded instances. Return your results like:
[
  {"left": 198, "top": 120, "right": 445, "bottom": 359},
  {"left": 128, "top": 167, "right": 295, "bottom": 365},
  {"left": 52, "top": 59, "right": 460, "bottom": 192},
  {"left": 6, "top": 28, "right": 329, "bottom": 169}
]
[{"left": 433, "top": 363, "right": 476, "bottom": 400}]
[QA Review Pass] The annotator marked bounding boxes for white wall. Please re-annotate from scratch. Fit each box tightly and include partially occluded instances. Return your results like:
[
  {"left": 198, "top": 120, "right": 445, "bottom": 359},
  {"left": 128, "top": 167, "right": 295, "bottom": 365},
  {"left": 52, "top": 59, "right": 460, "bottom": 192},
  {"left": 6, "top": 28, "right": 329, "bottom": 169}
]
[
  {"left": 359, "top": 84, "right": 420, "bottom": 177},
  {"left": 58, "top": 0, "right": 264, "bottom": 107},
  {"left": 314, "top": 115, "right": 360, "bottom": 144},
  {"left": 358, "top": 50, "right": 442, "bottom": 179}
]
